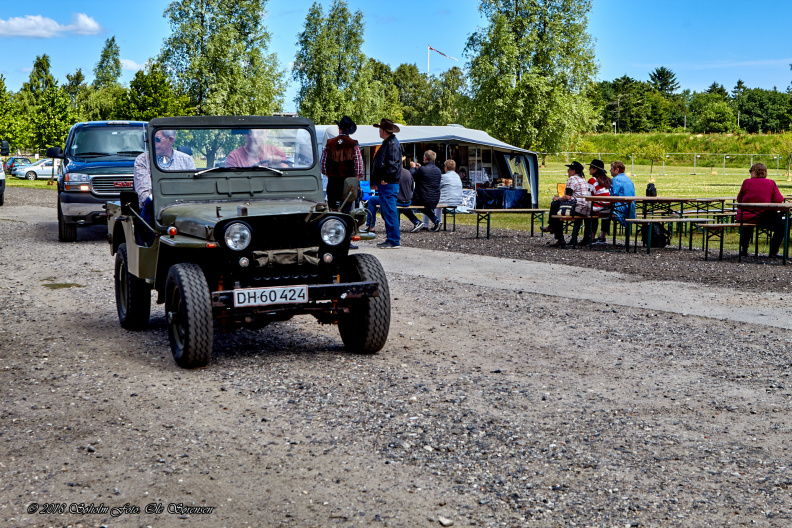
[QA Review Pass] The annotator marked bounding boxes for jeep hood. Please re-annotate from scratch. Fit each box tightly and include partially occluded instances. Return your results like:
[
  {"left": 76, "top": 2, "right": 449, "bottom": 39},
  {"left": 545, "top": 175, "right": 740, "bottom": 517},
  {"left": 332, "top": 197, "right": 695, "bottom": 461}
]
[{"left": 158, "top": 199, "right": 325, "bottom": 239}]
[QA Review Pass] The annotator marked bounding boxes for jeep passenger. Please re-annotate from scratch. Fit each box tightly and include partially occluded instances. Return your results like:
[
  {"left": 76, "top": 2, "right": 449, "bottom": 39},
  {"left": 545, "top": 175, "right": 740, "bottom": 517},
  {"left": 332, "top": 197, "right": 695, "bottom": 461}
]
[
  {"left": 107, "top": 116, "right": 389, "bottom": 368},
  {"left": 47, "top": 121, "right": 147, "bottom": 241}
]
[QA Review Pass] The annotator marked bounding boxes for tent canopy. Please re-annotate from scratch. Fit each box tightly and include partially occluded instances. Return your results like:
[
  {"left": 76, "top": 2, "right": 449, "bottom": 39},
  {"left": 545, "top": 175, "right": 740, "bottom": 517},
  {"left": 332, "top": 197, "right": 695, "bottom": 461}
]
[{"left": 316, "top": 124, "right": 531, "bottom": 154}]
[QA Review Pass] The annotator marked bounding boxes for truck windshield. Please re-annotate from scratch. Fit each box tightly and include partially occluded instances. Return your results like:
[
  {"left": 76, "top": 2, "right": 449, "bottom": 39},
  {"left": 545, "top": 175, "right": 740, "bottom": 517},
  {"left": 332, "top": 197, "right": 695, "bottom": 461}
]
[
  {"left": 71, "top": 126, "right": 146, "bottom": 158},
  {"left": 153, "top": 127, "right": 314, "bottom": 172}
]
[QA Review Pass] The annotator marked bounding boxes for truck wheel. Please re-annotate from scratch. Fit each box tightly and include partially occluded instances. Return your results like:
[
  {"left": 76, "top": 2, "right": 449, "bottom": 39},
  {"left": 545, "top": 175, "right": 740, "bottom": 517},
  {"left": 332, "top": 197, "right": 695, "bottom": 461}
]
[
  {"left": 338, "top": 253, "right": 391, "bottom": 353},
  {"left": 57, "top": 198, "right": 77, "bottom": 242},
  {"left": 165, "top": 263, "right": 213, "bottom": 368},
  {"left": 115, "top": 243, "right": 151, "bottom": 330},
  {"left": 26, "top": 171, "right": 36, "bottom": 180}
]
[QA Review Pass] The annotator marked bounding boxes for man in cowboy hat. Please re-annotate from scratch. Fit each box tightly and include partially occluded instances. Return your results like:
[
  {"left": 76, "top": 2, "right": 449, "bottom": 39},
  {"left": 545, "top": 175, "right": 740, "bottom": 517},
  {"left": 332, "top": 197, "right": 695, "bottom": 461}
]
[
  {"left": 541, "top": 160, "right": 591, "bottom": 247},
  {"left": 371, "top": 118, "right": 402, "bottom": 249},
  {"left": 320, "top": 115, "right": 363, "bottom": 215}
]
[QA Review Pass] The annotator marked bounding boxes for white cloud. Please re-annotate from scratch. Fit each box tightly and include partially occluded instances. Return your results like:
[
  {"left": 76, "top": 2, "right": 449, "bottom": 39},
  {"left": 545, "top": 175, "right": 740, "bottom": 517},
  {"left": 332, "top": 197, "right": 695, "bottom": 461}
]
[
  {"left": 66, "top": 13, "right": 101, "bottom": 35},
  {"left": 121, "top": 59, "right": 145, "bottom": 72},
  {"left": 0, "top": 13, "right": 101, "bottom": 38}
]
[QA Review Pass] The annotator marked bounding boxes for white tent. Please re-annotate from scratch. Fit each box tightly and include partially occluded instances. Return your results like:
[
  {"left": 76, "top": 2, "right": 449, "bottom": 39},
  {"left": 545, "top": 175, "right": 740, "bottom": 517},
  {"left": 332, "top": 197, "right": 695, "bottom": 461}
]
[{"left": 316, "top": 124, "right": 539, "bottom": 208}]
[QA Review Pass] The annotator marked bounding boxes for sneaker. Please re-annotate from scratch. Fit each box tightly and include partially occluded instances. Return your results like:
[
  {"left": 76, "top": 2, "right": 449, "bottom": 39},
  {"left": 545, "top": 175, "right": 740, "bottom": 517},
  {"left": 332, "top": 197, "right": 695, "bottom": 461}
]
[
  {"left": 739, "top": 250, "right": 749, "bottom": 257},
  {"left": 431, "top": 221, "right": 443, "bottom": 232},
  {"left": 376, "top": 241, "right": 400, "bottom": 249},
  {"left": 769, "top": 253, "right": 783, "bottom": 259},
  {"left": 349, "top": 244, "right": 359, "bottom": 250},
  {"left": 359, "top": 226, "right": 371, "bottom": 233},
  {"left": 410, "top": 222, "right": 425, "bottom": 233}
]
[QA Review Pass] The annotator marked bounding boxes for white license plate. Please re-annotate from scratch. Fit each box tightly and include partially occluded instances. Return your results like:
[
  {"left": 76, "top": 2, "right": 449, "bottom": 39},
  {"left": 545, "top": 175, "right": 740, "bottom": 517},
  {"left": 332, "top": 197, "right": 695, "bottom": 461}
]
[{"left": 233, "top": 285, "right": 308, "bottom": 308}]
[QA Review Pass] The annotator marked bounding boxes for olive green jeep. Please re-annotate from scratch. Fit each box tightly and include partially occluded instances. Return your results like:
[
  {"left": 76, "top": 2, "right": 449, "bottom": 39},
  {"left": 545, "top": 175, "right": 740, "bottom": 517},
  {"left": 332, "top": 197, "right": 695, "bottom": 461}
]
[{"left": 107, "top": 116, "right": 388, "bottom": 368}]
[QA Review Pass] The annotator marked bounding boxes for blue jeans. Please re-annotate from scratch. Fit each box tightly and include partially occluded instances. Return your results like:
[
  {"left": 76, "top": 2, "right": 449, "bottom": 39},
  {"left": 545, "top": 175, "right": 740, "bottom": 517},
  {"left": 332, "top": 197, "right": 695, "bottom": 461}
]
[
  {"left": 367, "top": 195, "right": 410, "bottom": 228},
  {"left": 377, "top": 183, "right": 400, "bottom": 245}
]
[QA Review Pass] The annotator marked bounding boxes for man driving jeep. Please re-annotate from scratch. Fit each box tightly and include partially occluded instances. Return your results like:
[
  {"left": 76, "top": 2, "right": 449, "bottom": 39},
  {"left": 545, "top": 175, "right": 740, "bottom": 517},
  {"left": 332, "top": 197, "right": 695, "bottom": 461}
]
[{"left": 226, "top": 129, "right": 288, "bottom": 168}]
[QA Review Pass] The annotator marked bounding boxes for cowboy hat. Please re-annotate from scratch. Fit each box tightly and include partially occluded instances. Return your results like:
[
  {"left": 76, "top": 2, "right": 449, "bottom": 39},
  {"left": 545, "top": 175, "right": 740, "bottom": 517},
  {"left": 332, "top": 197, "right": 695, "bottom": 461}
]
[
  {"left": 588, "top": 159, "right": 606, "bottom": 173},
  {"left": 565, "top": 161, "right": 584, "bottom": 173},
  {"left": 335, "top": 115, "right": 357, "bottom": 135},
  {"left": 373, "top": 118, "right": 400, "bottom": 134}
]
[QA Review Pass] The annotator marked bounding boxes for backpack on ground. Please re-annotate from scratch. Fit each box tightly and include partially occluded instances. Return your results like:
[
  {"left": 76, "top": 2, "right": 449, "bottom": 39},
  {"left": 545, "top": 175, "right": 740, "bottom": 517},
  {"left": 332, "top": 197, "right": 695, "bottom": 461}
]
[
  {"left": 641, "top": 223, "right": 670, "bottom": 248},
  {"left": 646, "top": 183, "right": 657, "bottom": 197}
]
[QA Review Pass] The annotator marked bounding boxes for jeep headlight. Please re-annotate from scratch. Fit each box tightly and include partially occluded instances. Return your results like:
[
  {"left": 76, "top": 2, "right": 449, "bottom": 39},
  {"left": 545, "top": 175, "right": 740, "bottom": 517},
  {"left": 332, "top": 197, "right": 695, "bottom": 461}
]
[
  {"left": 320, "top": 218, "right": 346, "bottom": 246},
  {"left": 224, "top": 222, "right": 252, "bottom": 251}
]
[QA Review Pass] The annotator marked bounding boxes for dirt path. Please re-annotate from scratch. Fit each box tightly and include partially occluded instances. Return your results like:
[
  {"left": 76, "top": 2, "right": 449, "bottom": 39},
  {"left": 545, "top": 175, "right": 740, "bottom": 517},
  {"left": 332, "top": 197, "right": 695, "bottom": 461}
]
[{"left": 2, "top": 190, "right": 792, "bottom": 527}]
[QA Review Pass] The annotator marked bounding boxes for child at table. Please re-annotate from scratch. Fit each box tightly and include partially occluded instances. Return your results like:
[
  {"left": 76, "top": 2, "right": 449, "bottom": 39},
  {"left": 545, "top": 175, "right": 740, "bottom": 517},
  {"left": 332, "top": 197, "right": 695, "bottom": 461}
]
[{"left": 586, "top": 159, "right": 612, "bottom": 245}]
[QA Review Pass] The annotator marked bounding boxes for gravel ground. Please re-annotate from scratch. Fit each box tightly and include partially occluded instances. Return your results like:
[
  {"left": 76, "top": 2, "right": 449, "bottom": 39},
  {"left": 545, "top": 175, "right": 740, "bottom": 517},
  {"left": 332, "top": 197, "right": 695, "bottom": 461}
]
[{"left": 2, "top": 187, "right": 792, "bottom": 528}]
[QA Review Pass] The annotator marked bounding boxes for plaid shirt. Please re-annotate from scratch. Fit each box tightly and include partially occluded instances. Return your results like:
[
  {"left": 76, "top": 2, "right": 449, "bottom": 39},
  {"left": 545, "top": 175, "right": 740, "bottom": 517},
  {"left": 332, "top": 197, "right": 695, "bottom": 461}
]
[
  {"left": 566, "top": 174, "right": 591, "bottom": 216},
  {"left": 320, "top": 133, "right": 364, "bottom": 180},
  {"left": 134, "top": 150, "right": 196, "bottom": 208}
]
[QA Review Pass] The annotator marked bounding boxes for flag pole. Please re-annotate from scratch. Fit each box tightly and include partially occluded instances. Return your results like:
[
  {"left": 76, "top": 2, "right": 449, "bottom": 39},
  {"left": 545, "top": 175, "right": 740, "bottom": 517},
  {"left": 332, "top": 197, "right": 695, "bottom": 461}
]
[{"left": 427, "top": 45, "right": 430, "bottom": 75}]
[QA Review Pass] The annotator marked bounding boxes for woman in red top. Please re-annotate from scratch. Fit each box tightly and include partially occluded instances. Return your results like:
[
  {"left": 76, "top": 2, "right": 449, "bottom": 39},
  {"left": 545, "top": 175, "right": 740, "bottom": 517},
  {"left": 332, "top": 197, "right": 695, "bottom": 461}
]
[
  {"left": 586, "top": 159, "right": 613, "bottom": 245},
  {"left": 736, "top": 163, "right": 785, "bottom": 258}
]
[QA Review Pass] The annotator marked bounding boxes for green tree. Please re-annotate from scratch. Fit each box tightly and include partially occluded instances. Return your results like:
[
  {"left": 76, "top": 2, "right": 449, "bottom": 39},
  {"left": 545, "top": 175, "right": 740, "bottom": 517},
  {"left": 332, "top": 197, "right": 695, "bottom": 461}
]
[
  {"left": 0, "top": 76, "right": 17, "bottom": 147},
  {"left": 64, "top": 68, "right": 88, "bottom": 106},
  {"left": 79, "top": 85, "right": 128, "bottom": 122},
  {"left": 600, "top": 76, "right": 652, "bottom": 133},
  {"left": 776, "top": 132, "right": 792, "bottom": 179},
  {"left": 293, "top": 0, "right": 365, "bottom": 123},
  {"left": 93, "top": 36, "right": 122, "bottom": 88},
  {"left": 705, "top": 82, "right": 729, "bottom": 100},
  {"left": 393, "top": 63, "right": 434, "bottom": 125},
  {"left": 732, "top": 87, "right": 791, "bottom": 133},
  {"left": 32, "top": 85, "right": 75, "bottom": 149},
  {"left": 465, "top": 0, "right": 599, "bottom": 152},
  {"left": 117, "top": 65, "right": 192, "bottom": 121},
  {"left": 690, "top": 92, "right": 736, "bottom": 133},
  {"left": 15, "top": 55, "right": 58, "bottom": 150},
  {"left": 637, "top": 141, "right": 664, "bottom": 179},
  {"left": 732, "top": 79, "right": 747, "bottom": 99},
  {"left": 648, "top": 66, "right": 679, "bottom": 97},
  {"left": 425, "top": 67, "right": 470, "bottom": 126},
  {"left": 159, "top": 0, "right": 285, "bottom": 117}
]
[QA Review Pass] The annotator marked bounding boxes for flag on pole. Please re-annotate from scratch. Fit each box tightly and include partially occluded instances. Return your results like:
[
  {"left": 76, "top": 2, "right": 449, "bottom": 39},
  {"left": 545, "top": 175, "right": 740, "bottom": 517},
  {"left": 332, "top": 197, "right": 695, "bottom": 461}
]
[{"left": 428, "top": 46, "right": 458, "bottom": 62}]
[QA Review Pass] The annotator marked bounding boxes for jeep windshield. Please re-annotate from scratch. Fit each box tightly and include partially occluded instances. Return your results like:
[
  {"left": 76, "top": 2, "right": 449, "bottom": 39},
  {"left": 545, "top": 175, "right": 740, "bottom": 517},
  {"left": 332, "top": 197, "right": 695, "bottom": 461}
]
[
  {"left": 70, "top": 125, "right": 146, "bottom": 159},
  {"left": 153, "top": 127, "right": 314, "bottom": 172}
]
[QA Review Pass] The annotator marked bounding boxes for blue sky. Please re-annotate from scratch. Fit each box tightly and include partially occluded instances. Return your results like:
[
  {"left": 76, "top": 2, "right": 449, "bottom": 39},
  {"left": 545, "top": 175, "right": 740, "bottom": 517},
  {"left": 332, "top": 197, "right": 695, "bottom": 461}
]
[{"left": 1, "top": 0, "right": 790, "bottom": 112}]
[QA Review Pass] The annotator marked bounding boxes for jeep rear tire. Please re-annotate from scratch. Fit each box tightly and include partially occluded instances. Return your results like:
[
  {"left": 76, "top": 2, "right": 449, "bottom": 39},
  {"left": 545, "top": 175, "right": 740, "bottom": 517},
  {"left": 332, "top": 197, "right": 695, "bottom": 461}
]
[
  {"left": 57, "top": 197, "right": 77, "bottom": 242},
  {"left": 115, "top": 243, "right": 152, "bottom": 330},
  {"left": 338, "top": 253, "right": 390, "bottom": 353},
  {"left": 165, "top": 263, "right": 213, "bottom": 368}
]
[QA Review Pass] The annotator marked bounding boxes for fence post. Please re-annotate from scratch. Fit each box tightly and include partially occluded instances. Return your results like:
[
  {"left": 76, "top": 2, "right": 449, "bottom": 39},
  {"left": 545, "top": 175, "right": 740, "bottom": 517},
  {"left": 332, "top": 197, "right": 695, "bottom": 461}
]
[
  {"left": 723, "top": 155, "right": 726, "bottom": 176},
  {"left": 693, "top": 154, "right": 697, "bottom": 175}
]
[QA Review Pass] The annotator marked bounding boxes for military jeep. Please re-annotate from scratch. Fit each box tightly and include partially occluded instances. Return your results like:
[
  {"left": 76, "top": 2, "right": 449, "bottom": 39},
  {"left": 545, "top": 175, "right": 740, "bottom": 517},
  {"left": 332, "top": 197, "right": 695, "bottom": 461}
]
[{"left": 107, "top": 116, "right": 389, "bottom": 368}]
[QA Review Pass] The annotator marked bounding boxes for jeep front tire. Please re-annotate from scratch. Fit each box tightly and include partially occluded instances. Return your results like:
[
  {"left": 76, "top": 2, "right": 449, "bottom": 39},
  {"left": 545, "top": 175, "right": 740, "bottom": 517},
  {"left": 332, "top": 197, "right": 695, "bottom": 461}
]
[
  {"left": 165, "top": 263, "right": 213, "bottom": 368},
  {"left": 338, "top": 253, "right": 391, "bottom": 353},
  {"left": 115, "top": 243, "right": 152, "bottom": 330}
]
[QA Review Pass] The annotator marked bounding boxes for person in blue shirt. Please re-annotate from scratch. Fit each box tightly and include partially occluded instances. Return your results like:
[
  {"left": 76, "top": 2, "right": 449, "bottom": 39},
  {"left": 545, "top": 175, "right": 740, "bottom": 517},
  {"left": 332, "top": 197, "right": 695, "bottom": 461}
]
[{"left": 609, "top": 160, "right": 636, "bottom": 226}]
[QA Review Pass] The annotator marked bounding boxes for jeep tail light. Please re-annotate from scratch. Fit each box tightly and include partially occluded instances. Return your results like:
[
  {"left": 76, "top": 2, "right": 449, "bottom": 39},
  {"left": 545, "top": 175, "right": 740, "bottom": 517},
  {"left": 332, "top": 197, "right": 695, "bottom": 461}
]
[
  {"left": 168, "top": 227, "right": 177, "bottom": 237},
  {"left": 206, "top": 242, "right": 217, "bottom": 248}
]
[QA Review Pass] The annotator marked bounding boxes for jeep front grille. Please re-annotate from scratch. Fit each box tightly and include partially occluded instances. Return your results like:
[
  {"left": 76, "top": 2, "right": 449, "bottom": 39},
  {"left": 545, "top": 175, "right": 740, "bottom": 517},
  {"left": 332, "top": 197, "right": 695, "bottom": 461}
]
[{"left": 91, "top": 175, "right": 134, "bottom": 195}]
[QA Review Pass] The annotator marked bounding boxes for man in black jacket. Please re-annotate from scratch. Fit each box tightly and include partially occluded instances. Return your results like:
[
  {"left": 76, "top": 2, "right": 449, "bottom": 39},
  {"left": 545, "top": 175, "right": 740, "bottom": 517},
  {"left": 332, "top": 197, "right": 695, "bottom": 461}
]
[
  {"left": 403, "top": 150, "right": 442, "bottom": 232},
  {"left": 371, "top": 119, "right": 403, "bottom": 248}
]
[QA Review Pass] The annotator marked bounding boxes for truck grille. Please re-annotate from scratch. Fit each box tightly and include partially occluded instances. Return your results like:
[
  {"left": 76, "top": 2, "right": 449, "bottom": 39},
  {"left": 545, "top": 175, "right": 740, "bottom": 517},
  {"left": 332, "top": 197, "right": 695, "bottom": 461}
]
[{"left": 91, "top": 175, "right": 134, "bottom": 195}]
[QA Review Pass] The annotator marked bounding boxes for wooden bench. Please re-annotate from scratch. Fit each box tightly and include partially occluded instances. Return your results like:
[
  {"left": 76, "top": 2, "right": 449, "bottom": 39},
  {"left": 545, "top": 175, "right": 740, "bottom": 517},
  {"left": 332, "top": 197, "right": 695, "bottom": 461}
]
[
  {"left": 701, "top": 223, "right": 756, "bottom": 261},
  {"left": 470, "top": 208, "right": 551, "bottom": 239},
  {"left": 395, "top": 204, "right": 458, "bottom": 231},
  {"left": 625, "top": 217, "right": 711, "bottom": 254}
]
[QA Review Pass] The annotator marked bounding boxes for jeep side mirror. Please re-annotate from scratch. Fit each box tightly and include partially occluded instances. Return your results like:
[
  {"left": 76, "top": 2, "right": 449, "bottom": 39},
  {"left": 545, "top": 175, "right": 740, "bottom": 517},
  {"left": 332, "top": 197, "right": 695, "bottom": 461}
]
[
  {"left": 119, "top": 191, "right": 139, "bottom": 216},
  {"left": 46, "top": 146, "right": 64, "bottom": 159},
  {"left": 0, "top": 140, "right": 9, "bottom": 156}
]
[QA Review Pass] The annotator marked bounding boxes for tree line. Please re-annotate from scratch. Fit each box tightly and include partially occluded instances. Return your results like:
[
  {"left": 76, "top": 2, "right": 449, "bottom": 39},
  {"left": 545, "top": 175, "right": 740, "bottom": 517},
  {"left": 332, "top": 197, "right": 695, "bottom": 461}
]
[
  {"left": 593, "top": 67, "right": 792, "bottom": 135},
  {"left": 0, "top": 0, "right": 788, "bottom": 158}
]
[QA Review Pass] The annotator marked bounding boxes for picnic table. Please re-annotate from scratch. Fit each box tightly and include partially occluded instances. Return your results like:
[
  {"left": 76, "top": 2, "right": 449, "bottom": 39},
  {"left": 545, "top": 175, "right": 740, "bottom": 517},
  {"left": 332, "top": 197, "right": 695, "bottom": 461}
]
[{"left": 470, "top": 208, "right": 551, "bottom": 239}]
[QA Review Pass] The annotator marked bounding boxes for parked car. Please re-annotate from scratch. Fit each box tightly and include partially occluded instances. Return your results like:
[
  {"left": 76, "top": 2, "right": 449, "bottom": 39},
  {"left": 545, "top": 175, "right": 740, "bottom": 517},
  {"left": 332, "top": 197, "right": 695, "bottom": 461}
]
[
  {"left": 12, "top": 158, "right": 56, "bottom": 180},
  {"left": 47, "top": 120, "right": 147, "bottom": 242},
  {"left": 3, "top": 156, "right": 32, "bottom": 175}
]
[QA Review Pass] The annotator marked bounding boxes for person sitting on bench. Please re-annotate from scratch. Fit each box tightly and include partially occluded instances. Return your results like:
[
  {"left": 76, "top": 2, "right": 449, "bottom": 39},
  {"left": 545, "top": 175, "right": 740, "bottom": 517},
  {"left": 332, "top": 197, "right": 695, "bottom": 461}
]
[
  {"left": 542, "top": 161, "right": 591, "bottom": 248},
  {"left": 404, "top": 150, "right": 442, "bottom": 232},
  {"left": 736, "top": 162, "right": 785, "bottom": 258}
]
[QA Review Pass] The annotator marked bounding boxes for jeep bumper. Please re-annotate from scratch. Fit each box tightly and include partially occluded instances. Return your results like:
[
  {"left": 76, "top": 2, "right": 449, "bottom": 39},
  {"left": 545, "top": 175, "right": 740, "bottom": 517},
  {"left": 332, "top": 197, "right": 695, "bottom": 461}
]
[{"left": 211, "top": 281, "right": 379, "bottom": 310}]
